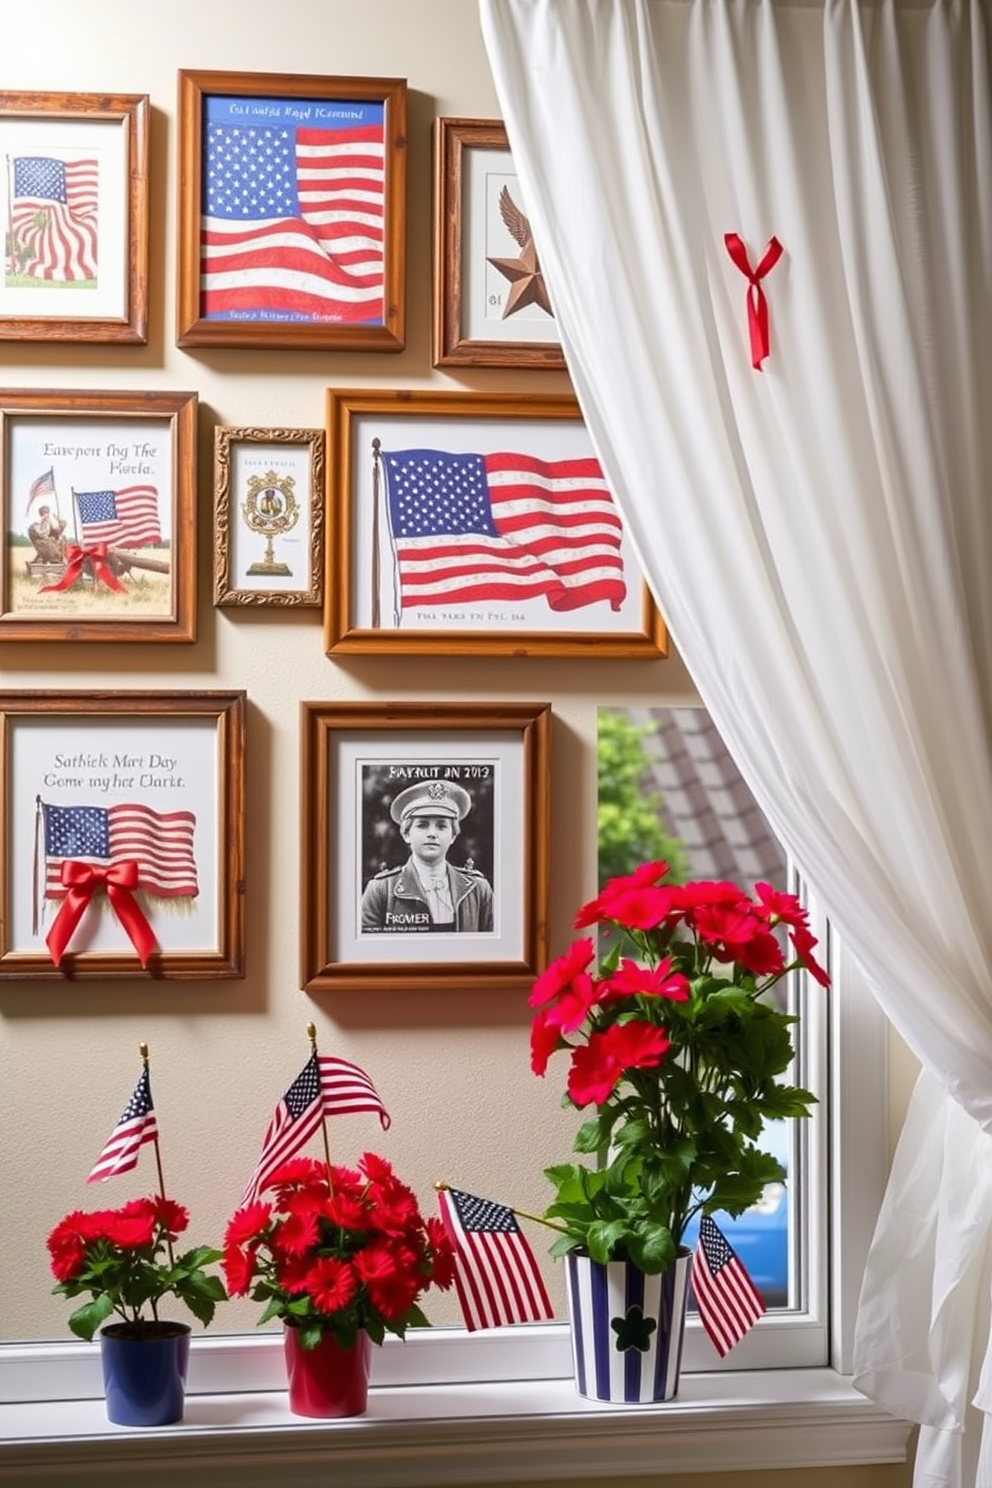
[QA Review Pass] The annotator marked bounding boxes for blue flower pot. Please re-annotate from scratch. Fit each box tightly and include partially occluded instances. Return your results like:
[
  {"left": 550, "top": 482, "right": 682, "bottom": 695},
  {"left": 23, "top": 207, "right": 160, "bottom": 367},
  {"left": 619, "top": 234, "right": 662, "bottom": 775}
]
[
  {"left": 100, "top": 1322, "right": 191, "bottom": 1426},
  {"left": 565, "top": 1250, "right": 690, "bottom": 1402}
]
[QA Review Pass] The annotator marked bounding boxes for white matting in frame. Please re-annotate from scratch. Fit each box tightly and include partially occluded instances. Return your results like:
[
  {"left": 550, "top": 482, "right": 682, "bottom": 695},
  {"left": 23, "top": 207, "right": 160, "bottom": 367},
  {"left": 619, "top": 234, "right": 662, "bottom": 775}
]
[{"left": 332, "top": 729, "right": 525, "bottom": 967}]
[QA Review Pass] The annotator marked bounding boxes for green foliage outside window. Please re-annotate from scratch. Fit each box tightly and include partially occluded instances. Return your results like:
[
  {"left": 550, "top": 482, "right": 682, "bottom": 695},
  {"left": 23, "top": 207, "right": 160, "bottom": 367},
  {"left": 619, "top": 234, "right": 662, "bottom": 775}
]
[{"left": 597, "top": 709, "right": 690, "bottom": 889}]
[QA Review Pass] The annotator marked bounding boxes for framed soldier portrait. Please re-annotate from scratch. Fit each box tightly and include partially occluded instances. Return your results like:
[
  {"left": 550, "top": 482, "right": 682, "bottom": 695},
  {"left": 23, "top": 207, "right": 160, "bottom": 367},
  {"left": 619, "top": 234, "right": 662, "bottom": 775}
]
[{"left": 299, "top": 700, "right": 551, "bottom": 993}]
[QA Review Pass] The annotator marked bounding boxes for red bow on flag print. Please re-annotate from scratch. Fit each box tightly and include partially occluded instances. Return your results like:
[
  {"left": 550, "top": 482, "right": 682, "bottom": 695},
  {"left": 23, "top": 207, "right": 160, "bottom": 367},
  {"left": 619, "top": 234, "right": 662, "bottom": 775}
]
[
  {"left": 724, "top": 233, "right": 783, "bottom": 371},
  {"left": 46, "top": 859, "right": 158, "bottom": 968},
  {"left": 38, "top": 542, "right": 125, "bottom": 594}
]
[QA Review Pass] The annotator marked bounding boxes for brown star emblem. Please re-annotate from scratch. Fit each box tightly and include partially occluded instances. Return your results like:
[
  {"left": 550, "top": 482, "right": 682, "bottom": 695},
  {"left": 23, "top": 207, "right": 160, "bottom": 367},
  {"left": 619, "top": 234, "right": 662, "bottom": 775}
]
[{"left": 487, "top": 185, "right": 554, "bottom": 321}]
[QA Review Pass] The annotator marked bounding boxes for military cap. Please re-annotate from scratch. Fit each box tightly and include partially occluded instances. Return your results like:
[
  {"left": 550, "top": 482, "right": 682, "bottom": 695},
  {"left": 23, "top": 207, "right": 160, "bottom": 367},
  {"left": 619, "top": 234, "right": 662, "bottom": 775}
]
[{"left": 389, "top": 779, "right": 472, "bottom": 825}]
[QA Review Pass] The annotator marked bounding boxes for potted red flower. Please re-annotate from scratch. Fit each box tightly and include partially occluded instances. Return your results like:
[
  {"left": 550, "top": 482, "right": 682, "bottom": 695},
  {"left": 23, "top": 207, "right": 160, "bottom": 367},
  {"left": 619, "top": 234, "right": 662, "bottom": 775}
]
[
  {"left": 222, "top": 1151, "right": 456, "bottom": 1417},
  {"left": 47, "top": 1194, "right": 226, "bottom": 1426},
  {"left": 530, "top": 860, "right": 830, "bottom": 1401}
]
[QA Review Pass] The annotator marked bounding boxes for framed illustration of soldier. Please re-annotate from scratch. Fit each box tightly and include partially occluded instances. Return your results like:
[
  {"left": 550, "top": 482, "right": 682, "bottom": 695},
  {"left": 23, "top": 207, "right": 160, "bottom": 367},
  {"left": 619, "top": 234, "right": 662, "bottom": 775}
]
[
  {"left": 0, "top": 689, "right": 246, "bottom": 980},
  {"left": 213, "top": 426, "right": 324, "bottom": 607},
  {"left": 0, "top": 90, "right": 149, "bottom": 345},
  {"left": 299, "top": 700, "right": 551, "bottom": 993},
  {"left": 0, "top": 388, "right": 197, "bottom": 642}
]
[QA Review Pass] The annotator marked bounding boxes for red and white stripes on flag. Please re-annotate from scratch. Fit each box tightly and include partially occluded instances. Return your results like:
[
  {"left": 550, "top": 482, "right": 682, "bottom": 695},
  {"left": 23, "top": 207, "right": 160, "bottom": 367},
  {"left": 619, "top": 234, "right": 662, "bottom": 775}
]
[
  {"left": 240, "top": 1052, "right": 391, "bottom": 1205},
  {"left": 42, "top": 801, "right": 198, "bottom": 902},
  {"left": 26, "top": 468, "right": 57, "bottom": 512},
  {"left": 9, "top": 155, "right": 98, "bottom": 282},
  {"left": 381, "top": 446, "right": 628, "bottom": 615},
  {"left": 436, "top": 1187, "right": 553, "bottom": 1331},
  {"left": 690, "top": 1214, "right": 766, "bottom": 1356},
  {"left": 87, "top": 1066, "right": 159, "bottom": 1183}
]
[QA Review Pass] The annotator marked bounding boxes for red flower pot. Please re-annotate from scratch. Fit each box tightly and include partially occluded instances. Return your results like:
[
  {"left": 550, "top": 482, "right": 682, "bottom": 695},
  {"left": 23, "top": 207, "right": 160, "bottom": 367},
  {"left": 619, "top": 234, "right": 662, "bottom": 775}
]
[{"left": 283, "top": 1324, "right": 372, "bottom": 1418}]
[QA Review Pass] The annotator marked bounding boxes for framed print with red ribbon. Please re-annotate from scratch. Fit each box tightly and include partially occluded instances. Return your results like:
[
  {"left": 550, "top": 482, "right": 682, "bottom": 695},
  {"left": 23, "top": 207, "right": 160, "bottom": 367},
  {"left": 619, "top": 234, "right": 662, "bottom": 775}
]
[
  {"left": 0, "top": 690, "right": 246, "bottom": 980},
  {"left": 0, "top": 388, "right": 197, "bottom": 642}
]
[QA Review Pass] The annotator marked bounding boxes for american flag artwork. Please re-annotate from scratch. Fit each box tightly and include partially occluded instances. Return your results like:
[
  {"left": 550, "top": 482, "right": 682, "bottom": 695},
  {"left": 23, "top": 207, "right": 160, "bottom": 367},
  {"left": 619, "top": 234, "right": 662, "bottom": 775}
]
[
  {"left": 74, "top": 486, "right": 162, "bottom": 549},
  {"left": 200, "top": 94, "right": 386, "bottom": 325},
  {"left": 41, "top": 801, "right": 198, "bottom": 901},
  {"left": 380, "top": 446, "right": 628, "bottom": 615},
  {"left": 7, "top": 154, "right": 98, "bottom": 282}
]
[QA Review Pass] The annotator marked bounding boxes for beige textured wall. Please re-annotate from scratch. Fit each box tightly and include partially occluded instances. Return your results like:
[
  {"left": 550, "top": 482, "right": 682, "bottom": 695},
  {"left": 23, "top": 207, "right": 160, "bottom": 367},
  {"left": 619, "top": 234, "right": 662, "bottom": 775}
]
[{"left": 0, "top": 3, "right": 915, "bottom": 1484}]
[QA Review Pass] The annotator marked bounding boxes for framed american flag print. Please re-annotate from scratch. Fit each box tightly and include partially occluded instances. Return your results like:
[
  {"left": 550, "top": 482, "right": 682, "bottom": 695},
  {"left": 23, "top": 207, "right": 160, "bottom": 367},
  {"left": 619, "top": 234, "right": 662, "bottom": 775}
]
[
  {"left": 0, "top": 690, "right": 246, "bottom": 980},
  {"left": 324, "top": 389, "right": 668, "bottom": 658},
  {"left": 0, "top": 91, "right": 149, "bottom": 344},
  {"left": 176, "top": 70, "right": 407, "bottom": 352}
]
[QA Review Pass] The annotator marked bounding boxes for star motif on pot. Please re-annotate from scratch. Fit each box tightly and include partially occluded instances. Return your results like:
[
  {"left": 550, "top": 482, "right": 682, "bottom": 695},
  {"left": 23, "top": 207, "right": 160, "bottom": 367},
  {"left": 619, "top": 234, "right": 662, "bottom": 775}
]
[{"left": 611, "top": 1304, "right": 657, "bottom": 1353}]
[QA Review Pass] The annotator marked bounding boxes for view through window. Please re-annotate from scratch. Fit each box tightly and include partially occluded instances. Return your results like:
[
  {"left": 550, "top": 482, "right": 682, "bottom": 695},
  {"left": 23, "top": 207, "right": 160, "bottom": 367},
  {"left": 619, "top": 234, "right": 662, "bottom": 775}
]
[{"left": 598, "top": 705, "right": 801, "bottom": 1316}]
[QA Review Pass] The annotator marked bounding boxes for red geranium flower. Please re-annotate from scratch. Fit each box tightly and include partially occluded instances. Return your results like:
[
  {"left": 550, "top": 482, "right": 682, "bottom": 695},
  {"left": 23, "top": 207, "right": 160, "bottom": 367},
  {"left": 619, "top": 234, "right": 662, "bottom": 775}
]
[
  {"left": 221, "top": 1242, "right": 257, "bottom": 1297},
  {"left": 103, "top": 1210, "right": 157, "bottom": 1249},
  {"left": 600, "top": 956, "right": 689, "bottom": 1002},
  {"left": 224, "top": 1201, "right": 272, "bottom": 1248},
  {"left": 150, "top": 1196, "right": 189, "bottom": 1238},
  {"left": 790, "top": 923, "right": 831, "bottom": 987},
  {"left": 567, "top": 1020, "right": 671, "bottom": 1106},
  {"left": 529, "top": 937, "right": 596, "bottom": 1008},
  {"left": 530, "top": 1008, "right": 563, "bottom": 1076}
]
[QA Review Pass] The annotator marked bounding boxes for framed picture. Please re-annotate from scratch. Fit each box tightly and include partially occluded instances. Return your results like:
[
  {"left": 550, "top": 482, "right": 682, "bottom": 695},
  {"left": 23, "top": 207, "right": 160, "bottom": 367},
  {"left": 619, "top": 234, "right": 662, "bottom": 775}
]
[
  {"left": 432, "top": 117, "right": 565, "bottom": 370},
  {"left": 300, "top": 701, "right": 551, "bottom": 994},
  {"left": 176, "top": 69, "right": 407, "bottom": 352},
  {"left": 214, "top": 426, "right": 324, "bottom": 608},
  {"left": 0, "top": 389, "right": 197, "bottom": 643},
  {"left": 325, "top": 389, "right": 667, "bottom": 658},
  {"left": 0, "top": 690, "right": 246, "bottom": 980},
  {"left": 0, "top": 91, "right": 149, "bottom": 344}
]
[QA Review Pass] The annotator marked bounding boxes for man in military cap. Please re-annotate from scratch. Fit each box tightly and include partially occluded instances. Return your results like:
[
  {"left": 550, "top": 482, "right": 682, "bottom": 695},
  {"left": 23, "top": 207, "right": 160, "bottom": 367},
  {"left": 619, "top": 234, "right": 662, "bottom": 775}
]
[{"left": 361, "top": 778, "right": 494, "bottom": 933}]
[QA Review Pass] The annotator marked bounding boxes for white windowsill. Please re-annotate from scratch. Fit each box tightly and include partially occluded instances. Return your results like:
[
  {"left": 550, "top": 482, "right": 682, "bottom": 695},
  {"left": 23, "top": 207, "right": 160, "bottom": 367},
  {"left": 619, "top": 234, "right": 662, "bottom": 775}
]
[{"left": 0, "top": 1328, "right": 913, "bottom": 1488}]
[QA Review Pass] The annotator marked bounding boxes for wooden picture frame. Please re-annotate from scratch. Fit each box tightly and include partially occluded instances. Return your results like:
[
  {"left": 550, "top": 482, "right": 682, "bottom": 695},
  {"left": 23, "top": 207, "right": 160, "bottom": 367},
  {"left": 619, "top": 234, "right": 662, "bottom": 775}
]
[
  {"left": 325, "top": 388, "right": 667, "bottom": 658},
  {"left": 214, "top": 426, "right": 324, "bottom": 608},
  {"left": 0, "top": 90, "right": 149, "bottom": 344},
  {"left": 176, "top": 69, "right": 407, "bottom": 352},
  {"left": 300, "top": 700, "right": 551, "bottom": 994},
  {"left": 0, "top": 388, "right": 197, "bottom": 643},
  {"left": 0, "top": 690, "right": 246, "bottom": 980},
  {"left": 433, "top": 117, "right": 565, "bottom": 370}
]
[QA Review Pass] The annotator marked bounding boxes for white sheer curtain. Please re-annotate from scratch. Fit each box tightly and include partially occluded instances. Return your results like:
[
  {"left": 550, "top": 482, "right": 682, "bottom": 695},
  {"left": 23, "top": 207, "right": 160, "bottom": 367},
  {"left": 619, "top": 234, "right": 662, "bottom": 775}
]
[{"left": 478, "top": 2, "right": 992, "bottom": 1485}]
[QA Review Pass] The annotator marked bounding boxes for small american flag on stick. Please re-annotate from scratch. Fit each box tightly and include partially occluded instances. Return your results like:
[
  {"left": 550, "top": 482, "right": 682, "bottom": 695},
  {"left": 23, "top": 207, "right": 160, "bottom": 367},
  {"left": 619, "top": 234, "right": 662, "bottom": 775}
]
[
  {"left": 240, "top": 1051, "right": 391, "bottom": 1205},
  {"left": 690, "top": 1213, "right": 766, "bottom": 1356},
  {"left": 88, "top": 1066, "right": 159, "bottom": 1183},
  {"left": 436, "top": 1186, "right": 553, "bottom": 1331}
]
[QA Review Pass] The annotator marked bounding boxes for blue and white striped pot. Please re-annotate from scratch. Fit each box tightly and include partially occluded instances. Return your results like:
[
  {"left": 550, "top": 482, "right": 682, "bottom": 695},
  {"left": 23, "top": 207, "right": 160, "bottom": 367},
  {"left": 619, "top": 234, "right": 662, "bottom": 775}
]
[{"left": 564, "top": 1249, "right": 690, "bottom": 1403}]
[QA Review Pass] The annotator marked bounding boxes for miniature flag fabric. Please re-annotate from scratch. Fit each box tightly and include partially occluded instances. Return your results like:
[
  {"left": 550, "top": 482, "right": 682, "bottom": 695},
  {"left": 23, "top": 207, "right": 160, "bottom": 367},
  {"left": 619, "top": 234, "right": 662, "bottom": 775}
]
[
  {"left": 240, "top": 1052, "right": 391, "bottom": 1205},
  {"left": 74, "top": 486, "right": 162, "bottom": 549},
  {"left": 381, "top": 447, "right": 627, "bottom": 614},
  {"left": 436, "top": 1187, "right": 553, "bottom": 1331},
  {"left": 9, "top": 154, "right": 98, "bottom": 281},
  {"left": 41, "top": 801, "right": 198, "bottom": 901},
  {"left": 27, "top": 468, "right": 57, "bottom": 512},
  {"left": 201, "top": 116, "right": 385, "bottom": 324},
  {"left": 88, "top": 1066, "right": 158, "bottom": 1182},
  {"left": 691, "top": 1213, "right": 766, "bottom": 1356}
]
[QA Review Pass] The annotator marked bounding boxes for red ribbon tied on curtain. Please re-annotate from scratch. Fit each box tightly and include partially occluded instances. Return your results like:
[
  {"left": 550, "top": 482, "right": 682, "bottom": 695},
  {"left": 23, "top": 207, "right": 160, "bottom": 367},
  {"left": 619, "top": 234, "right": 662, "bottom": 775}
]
[
  {"left": 38, "top": 543, "right": 125, "bottom": 594},
  {"left": 724, "top": 233, "right": 783, "bottom": 371},
  {"left": 46, "top": 859, "right": 158, "bottom": 969}
]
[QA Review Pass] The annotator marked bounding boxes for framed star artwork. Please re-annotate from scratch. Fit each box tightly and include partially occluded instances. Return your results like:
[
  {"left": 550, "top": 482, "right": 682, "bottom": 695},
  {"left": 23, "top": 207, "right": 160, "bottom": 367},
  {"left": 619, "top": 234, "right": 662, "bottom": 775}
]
[
  {"left": 432, "top": 118, "right": 567, "bottom": 370},
  {"left": 176, "top": 70, "right": 407, "bottom": 352}
]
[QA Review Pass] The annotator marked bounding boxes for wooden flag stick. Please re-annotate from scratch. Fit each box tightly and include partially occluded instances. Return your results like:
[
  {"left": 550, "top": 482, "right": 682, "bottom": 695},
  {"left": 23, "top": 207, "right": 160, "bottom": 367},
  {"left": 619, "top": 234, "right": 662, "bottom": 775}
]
[
  {"left": 140, "top": 1041, "right": 174, "bottom": 1266},
  {"left": 307, "top": 1022, "right": 334, "bottom": 1195}
]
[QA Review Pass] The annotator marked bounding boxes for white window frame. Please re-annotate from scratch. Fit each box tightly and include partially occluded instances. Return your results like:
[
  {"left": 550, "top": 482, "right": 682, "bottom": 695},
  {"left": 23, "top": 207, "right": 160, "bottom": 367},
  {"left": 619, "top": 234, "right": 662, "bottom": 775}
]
[{"left": 0, "top": 940, "right": 911, "bottom": 1485}]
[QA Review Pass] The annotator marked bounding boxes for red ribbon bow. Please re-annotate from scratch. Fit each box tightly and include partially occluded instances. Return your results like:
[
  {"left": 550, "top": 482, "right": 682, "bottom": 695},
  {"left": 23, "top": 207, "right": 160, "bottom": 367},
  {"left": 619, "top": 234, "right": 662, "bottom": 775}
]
[
  {"left": 39, "top": 542, "right": 125, "bottom": 594},
  {"left": 46, "top": 859, "right": 158, "bottom": 968},
  {"left": 724, "top": 233, "right": 783, "bottom": 371}
]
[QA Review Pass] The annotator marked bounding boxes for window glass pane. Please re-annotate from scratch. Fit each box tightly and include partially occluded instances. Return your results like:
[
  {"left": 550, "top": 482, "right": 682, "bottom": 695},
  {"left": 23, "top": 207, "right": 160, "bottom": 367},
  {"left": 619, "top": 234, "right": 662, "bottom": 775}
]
[{"left": 598, "top": 705, "right": 801, "bottom": 1315}]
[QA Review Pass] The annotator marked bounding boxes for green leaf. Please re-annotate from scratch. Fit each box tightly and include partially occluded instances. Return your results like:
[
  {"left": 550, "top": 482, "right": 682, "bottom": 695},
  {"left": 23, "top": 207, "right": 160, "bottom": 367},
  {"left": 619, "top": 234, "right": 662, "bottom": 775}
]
[{"left": 68, "top": 1292, "right": 114, "bottom": 1342}]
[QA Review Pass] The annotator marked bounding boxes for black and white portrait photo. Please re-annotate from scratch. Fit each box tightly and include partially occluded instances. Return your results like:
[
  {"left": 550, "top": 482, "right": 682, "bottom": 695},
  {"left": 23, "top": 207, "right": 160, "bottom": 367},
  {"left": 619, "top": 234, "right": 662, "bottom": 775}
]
[{"left": 359, "top": 761, "right": 495, "bottom": 934}]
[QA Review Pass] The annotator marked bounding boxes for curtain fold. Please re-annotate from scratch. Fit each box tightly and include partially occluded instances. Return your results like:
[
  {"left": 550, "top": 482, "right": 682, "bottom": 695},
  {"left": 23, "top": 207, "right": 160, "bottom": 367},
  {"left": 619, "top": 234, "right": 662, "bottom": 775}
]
[{"left": 478, "top": 3, "right": 992, "bottom": 1484}]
